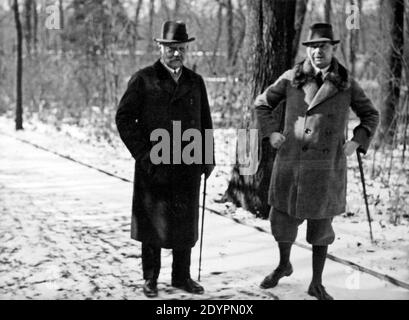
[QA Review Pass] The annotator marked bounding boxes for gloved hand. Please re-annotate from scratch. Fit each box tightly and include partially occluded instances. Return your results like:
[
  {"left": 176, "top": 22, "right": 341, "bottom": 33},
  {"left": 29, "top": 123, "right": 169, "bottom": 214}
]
[
  {"left": 343, "top": 140, "right": 360, "bottom": 157},
  {"left": 269, "top": 132, "right": 286, "bottom": 149}
]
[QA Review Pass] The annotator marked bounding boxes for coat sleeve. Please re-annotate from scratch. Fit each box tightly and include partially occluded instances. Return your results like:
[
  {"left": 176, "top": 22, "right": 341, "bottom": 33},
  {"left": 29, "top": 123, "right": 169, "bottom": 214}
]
[
  {"left": 115, "top": 73, "right": 149, "bottom": 162},
  {"left": 254, "top": 71, "right": 290, "bottom": 140},
  {"left": 199, "top": 76, "right": 215, "bottom": 176},
  {"left": 350, "top": 79, "right": 380, "bottom": 154}
]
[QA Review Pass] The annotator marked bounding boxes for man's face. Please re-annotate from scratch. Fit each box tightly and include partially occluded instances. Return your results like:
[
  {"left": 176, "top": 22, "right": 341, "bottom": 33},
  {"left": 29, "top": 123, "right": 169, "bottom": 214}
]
[
  {"left": 306, "top": 42, "right": 337, "bottom": 69},
  {"left": 159, "top": 43, "right": 188, "bottom": 69}
]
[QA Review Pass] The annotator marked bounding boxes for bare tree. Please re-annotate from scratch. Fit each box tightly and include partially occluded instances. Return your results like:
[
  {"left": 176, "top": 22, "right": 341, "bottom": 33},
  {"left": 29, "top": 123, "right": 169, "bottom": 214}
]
[
  {"left": 357, "top": 0, "right": 365, "bottom": 52},
  {"left": 134, "top": 0, "right": 144, "bottom": 50},
  {"left": 231, "top": 0, "right": 246, "bottom": 67},
  {"left": 13, "top": 0, "right": 23, "bottom": 130},
  {"left": 223, "top": 0, "right": 297, "bottom": 218},
  {"left": 146, "top": 0, "right": 155, "bottom": 53},
  {"left": 211, "top": 2, "right": 223, "bottom": 73},
  {"left": 174, "top": 0, "right": 181, "bottom": 20},
  {"left": 59, "top": 0, "right": 64, "bottom": 29},
  {"left": 226, "top": 0, "right": 234, "bottom": 66},
  {"left": 324, "top": 0, "right": 331, "bottom": 23},
  {"left": 161, "top": 0, "right": 171, "bottom": 20},
  {"left": 378, "top": 0, "right": 404, "bottom": 145},
  {"left": 24, "top": 0, "right": 32, "bottom": 56},
  {"left": 292, "top": 0, "right": 308, "bottom": 64},
  {"left": 32, "top": 0, "right": 38, "bottom": 53},
  {"left": 349, "top": 0, "right": 359, "bottom": 77}
]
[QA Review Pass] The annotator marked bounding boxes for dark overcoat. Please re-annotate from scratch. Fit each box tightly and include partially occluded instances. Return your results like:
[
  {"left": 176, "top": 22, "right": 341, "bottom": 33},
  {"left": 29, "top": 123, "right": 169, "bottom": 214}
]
[
  {"left": 255, "top": 58, "right": 379, "bottom": 220},
  {"left": 116, "top": 60, "right": 213, "bottom": 249}
]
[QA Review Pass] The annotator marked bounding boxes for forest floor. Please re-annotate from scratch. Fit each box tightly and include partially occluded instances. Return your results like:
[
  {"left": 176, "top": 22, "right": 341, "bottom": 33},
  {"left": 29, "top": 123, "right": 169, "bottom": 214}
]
[{"left": 0, "top": 115, "right": 408, "bottom": 300}]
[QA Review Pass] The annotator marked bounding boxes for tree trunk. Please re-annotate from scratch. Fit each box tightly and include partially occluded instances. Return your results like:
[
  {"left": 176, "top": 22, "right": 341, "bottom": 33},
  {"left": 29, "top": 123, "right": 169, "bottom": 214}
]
[
  {"left": 357, "top": 0, "right": 365, "bottom": 52},
  {"left": 324, "top": 0, "right": 331, "bottom": 23},
  {"left": 378, "top": 0, "right": 404, "bottom": 145},
  {"left": 223, "top": 0, "right": 297, "bottom": 218},
  {"left": 132, "top": 0, "right": 143, "bottom": 57},
  {"left": 146, "top": 0, "right": 155, "bottom": 53},
  {"left": 135, "top": 0, "right": 143, "bottom": 34},
  {"left": 211, "top": 3, "right": 223, "bottom": 73},
  {"left": 13, "top": 0, "right": 24, "bottom": 130},
  {"left": 32, "top": 0, "right": 38, "bottom": 53},
  {"left": 59, "top": 0, "right": 64, "bottom": 29},
  {"left": 161, "top": 0, "right": 170, "bottom": 20},
  {"left": 349, "top": 0, "right": 359, "bottom": 77},
  {"left": 24, "top": 0, "right": 32, "bottom": 56},
  {"left": 174, "top": 0, "right": 181, "bottom": 20},
  {"left": 292, "top": 0, "right": 308, "bottom": 64},
  {"left": 226, "top": 0, "right": 235, "bottom": 66},
  {"left": 231, "top": 0, "right": 246, "bottom": 67}
]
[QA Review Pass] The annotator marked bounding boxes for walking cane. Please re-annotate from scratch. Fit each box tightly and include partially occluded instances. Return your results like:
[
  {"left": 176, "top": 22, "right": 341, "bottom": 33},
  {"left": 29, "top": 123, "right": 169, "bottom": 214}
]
[
  {"left": 356, "top": 150, "right": 374, "bottom": 243},
  {"left": 198, "top": 174, "right": 207, "bottom": 282}
]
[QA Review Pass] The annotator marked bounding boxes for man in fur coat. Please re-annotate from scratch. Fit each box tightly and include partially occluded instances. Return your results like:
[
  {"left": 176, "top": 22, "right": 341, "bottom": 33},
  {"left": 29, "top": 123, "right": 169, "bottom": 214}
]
[{"left": 255, "top": 23, "right": 379, "bottom": 300}]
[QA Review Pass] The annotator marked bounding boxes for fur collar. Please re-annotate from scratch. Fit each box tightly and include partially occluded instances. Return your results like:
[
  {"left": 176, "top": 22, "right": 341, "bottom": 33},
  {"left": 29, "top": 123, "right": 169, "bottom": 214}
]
[{"left": 292, "top": 58, "right": 350, "bottom": 90}]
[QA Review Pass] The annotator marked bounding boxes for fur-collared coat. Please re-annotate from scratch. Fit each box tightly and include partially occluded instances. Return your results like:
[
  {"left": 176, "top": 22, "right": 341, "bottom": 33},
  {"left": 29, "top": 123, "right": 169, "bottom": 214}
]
[
  {"left": 255, "top": 58, "right": 379, "bottom": 219},
  {"left": 116, "top": 60, "right": 213, "bottom": 249}
]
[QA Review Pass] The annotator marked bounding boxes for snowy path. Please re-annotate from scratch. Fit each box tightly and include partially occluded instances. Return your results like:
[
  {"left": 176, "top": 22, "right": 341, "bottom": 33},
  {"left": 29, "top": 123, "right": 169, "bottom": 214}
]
[{"left": 0, "top": 134, "right": 408, "bottom": 300}]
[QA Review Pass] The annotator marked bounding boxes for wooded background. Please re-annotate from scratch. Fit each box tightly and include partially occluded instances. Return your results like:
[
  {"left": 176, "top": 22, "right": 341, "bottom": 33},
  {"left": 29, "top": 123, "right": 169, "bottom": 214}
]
[{"left": 1, "top": 0, "right": 408, "bottom": 218}]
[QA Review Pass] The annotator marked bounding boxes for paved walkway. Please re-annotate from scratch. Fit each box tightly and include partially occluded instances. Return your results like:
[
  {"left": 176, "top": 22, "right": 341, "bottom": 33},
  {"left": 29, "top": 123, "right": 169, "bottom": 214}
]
[{"left": 0, "top": 134, "right": 408, "bottom": 300}]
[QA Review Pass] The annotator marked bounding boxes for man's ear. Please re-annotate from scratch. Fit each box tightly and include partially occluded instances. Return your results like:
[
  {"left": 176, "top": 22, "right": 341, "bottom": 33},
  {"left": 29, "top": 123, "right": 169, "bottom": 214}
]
[
  {"left": 157, "top": 43, "right": 163, "bottom": 51},
  {"left": 333, "top": 44, "right": 338, "bottom": 52}
]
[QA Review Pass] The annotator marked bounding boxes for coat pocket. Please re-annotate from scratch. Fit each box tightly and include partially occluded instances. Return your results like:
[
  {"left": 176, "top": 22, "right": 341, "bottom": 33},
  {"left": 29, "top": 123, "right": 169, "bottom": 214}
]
[{"left": 139, "top": 149, "right": 172, "bottom": 187}]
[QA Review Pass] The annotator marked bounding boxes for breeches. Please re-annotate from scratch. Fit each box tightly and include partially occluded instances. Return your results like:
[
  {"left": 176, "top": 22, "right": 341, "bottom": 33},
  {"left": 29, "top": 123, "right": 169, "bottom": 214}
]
[{"left": 270, "top": 208, "right": 335, "bottom": 246}]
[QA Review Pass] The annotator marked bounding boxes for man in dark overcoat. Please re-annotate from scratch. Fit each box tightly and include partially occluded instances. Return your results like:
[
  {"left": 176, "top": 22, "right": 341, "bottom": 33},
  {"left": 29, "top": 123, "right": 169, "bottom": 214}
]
[
  {"left": 116, "top": 21, "right": 214, "bottom": 298},
  {"left": 255, "top": 23, "right": 379, "bottom": 300}
]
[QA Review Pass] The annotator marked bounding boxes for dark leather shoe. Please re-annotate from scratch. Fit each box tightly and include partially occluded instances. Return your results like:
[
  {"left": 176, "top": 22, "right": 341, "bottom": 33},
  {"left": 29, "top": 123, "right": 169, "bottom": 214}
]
[
  {"left": 143, "top": 279, "right": 158, "bottom": 298},
  {"left": 172, "top": 278, "right": 204, "bottom": 294},
  {"left": 260, "top": 264, "right": 293, "bottom": 289},
  {"left": 308, "top": 283, "right": 334, "bottom": 300}
]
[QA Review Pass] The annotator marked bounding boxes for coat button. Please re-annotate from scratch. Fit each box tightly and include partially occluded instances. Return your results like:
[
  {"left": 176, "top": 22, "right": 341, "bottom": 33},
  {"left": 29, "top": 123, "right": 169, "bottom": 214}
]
[
  {"left": 305, "top": 128, "right": 312, "bottom": 134},
  {"left": 302, "top": 146, "right": 308, "bottom": 152}
]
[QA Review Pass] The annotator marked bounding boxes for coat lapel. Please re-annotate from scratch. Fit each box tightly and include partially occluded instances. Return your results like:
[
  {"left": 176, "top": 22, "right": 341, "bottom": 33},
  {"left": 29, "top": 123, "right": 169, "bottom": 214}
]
[
  {"left": 293, "top": 58, "right": 348, "bottom": 111},
  {"left": 154, "top": 60, "right": 193, "bottom": 101},
  {"left": 307, "top": 80, "right": 339, "bottom": 111},
  {"left": 302, "top": 81, "right": 319, "bottom": 106},
  {"left": 154, "top": 60, "right": 177, "bottom": 96},
  {"left": 172, "top": 67, "right": 193, "bottom": 102}
]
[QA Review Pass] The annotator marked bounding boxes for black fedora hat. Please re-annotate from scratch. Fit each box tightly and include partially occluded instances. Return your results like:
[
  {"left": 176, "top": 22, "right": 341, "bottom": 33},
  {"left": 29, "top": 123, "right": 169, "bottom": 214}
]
[
  {"left": 302, "top": 23, "right": 340, "bottom": 46},
  {"left": 154, "top": 21, "right": 195, "bottom": 44}
]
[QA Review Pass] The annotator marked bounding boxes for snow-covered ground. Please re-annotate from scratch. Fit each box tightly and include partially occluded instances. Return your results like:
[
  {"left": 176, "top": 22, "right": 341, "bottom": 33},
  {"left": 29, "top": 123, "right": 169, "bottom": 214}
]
[{"left": 0, "top": 115, "right": 408, "bottom": 288}]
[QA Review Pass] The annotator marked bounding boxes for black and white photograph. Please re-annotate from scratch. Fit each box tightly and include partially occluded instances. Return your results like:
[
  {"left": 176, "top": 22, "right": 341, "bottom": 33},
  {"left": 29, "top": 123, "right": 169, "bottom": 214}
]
[{"left": 0, "top": 0, "right": 408, "bottom": 305}]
